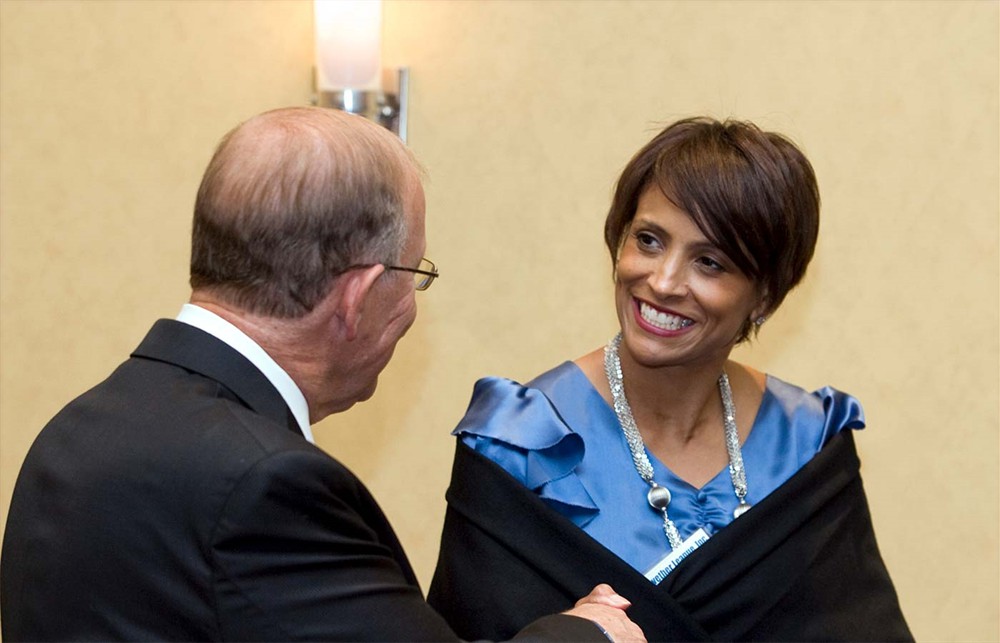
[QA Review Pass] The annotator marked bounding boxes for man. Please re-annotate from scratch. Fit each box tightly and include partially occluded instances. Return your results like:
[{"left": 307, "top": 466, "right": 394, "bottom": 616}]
[{"left": 1, "top": 108, "right": 643, "bottom": 642}]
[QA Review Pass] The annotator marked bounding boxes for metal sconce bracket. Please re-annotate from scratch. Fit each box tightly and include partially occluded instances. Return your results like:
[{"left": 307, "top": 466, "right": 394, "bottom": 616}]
[{"left": 314, "top": 68, "right": 409, "bottom": 143}]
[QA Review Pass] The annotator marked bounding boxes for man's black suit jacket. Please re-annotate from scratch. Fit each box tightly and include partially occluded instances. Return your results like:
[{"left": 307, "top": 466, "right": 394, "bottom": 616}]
[{"left": 1, "top": 320, "right": 603, "bottom": 642}]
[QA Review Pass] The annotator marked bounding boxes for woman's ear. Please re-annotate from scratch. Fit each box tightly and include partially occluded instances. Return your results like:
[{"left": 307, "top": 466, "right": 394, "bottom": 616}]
[
  {"left": 750, "top": 290, "right": 772, "bottom": 326},
  {"left": 330, "top": 265, "right": 385, "bottom": 341}
]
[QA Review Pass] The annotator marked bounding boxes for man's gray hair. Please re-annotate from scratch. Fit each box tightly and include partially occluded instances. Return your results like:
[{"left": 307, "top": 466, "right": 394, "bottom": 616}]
[{"left": 190, "top": 107, "right": 418, "bottom": 318}]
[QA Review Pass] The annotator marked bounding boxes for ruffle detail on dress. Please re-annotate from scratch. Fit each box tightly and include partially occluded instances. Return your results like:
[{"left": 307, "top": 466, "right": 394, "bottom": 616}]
[
  {"left": 454, "top": 377, "right": 598, "bottom": 517},
  {"left": 815, "top": 386, "right": 866, "bottom": 433}
]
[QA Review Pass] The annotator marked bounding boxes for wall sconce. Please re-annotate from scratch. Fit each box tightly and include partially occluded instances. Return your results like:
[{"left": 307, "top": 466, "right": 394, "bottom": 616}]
[{"left": 313, "top": 0, "right": 408, "bottom": 142}]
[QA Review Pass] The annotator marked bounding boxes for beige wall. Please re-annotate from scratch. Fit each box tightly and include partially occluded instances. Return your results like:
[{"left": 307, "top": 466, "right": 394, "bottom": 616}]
[{"left": 2, "top": 0, "right": 997, "bottom": 639}]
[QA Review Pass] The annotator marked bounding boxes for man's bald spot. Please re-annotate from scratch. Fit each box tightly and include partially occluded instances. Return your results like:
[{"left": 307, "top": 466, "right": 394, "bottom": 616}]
[{"left": 204, "top": 108, "right": 416, "bottom": 226}]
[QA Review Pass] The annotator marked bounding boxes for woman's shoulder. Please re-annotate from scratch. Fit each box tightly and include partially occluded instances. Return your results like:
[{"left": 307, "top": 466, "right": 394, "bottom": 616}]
[
  {"left": 759, "top": 372, "right": 867, "bottom": 437},
  {"left": 452, "top": 361, "right": 589, "bottom": 447},
  {"left": 452, "top": 361, "right": 601, "bottom": 495}
]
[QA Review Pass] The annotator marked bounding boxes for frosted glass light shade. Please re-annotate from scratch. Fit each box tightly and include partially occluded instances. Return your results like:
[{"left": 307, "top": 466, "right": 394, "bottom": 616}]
[{"left": 314, "top": 0, "right": 382, "bottom": 91}]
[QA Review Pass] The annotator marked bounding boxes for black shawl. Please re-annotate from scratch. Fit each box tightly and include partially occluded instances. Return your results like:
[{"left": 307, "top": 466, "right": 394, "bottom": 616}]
[{"left": 428, "top": 431, "right": 911, "bottom": 642}]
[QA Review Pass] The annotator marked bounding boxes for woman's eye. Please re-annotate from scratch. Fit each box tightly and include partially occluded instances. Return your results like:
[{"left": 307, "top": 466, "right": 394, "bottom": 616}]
[
  {"left": 634, "top": 231, "right": 659, "bottom": 249},
  {"left": 698, "top": 256, "right": 725, "bottom": 272}
]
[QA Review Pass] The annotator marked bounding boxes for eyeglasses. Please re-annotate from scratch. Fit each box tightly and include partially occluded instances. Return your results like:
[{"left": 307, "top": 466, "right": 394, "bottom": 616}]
[{"left": 385, "top": 257, "right": 438, "bottom": 291}]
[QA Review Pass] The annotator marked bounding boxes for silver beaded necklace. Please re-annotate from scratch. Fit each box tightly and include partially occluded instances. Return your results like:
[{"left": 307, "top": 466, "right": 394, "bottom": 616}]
[{"left": 603, "top": 333, "right": 751, "bottom": 551}]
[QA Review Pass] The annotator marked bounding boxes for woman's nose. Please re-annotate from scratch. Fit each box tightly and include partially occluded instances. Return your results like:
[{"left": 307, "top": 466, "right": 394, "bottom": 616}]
[{"left": 648, "top": 257, "right": 689, "bottom": 297}]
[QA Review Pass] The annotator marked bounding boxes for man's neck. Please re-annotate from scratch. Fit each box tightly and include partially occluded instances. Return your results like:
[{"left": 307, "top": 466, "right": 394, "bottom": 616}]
[{"left": 187, "top": 294, "right": 331, "bottom": 420}]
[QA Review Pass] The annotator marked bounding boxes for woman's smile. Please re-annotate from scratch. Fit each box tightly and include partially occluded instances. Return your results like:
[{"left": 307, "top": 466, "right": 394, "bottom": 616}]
[{"left": 634, "top": 298, "right": 694, "bottom": 334}]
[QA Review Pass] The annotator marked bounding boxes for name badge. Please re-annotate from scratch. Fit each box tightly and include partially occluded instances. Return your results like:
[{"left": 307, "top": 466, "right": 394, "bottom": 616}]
[{"left": 644, "top": 528, "right": 710, "bottom": 585}]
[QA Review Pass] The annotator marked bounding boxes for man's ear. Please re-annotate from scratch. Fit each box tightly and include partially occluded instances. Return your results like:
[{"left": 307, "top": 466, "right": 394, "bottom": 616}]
[{"left": 330, "top": 265, "right": 385, "bottom": 341}]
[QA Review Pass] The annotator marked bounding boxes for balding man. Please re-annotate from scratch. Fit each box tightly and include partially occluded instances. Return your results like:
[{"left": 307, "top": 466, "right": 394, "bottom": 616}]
[{"left": 1, "top": 108, "right": 644, "bottom": 642}]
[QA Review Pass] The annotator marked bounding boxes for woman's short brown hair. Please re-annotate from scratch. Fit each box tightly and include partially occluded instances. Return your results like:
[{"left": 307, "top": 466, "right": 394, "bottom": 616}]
[{"left": 604, "top": 117, "right": 820, "bottom": 335}]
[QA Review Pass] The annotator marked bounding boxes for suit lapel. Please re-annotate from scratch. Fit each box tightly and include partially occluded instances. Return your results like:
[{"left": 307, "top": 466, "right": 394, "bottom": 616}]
[{"left": 131, "top": 319, "right": 300, "bottom": 435}]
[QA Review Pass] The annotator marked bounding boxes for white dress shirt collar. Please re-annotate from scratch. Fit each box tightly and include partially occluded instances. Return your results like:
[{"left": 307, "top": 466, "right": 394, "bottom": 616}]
[{"left": 175, "top": 303, "right": 314, "bottom": 443}]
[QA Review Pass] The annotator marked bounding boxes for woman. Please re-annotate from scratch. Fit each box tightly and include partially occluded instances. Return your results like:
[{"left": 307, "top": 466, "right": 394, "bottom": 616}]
[{"left": 428, "top": 118, "right": 911, "bottom": 641}]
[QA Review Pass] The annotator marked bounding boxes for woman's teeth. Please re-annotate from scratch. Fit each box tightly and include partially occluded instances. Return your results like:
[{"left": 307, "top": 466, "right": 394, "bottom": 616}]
[{"left": 640, "top": 301, "right": 693, "bottom": 331}]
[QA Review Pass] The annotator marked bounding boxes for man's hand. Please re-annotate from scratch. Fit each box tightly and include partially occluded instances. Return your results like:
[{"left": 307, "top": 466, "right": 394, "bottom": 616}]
[{"left": 563, "top": 584, "right": 646, "bottom": 642}]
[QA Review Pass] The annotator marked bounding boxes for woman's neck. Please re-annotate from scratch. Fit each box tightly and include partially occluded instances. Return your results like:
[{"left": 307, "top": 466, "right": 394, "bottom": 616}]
[
  {"left": 576, "top": 342, "right": 765, "bottom": 488},
  {"left": 577, "top": 345, "right": 725, "bottom": 443}
]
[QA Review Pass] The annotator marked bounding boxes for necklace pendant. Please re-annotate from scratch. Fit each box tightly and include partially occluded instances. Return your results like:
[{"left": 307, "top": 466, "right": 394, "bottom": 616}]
[
  {"left": 647, "top": 483, "right": 672, "bottom": 511},
  {"left": 733, "top": 501, "right": 751, "bottom": 519}
]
